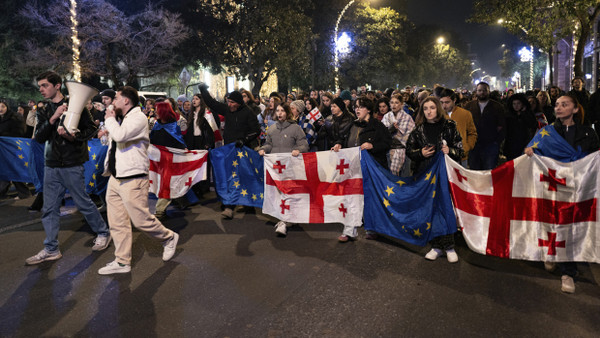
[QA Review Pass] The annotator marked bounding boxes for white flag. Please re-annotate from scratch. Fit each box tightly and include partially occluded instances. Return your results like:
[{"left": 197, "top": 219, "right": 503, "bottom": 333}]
[
  {"left": 263, "top": 148, "right": 364, "bottom": 227},
  {"left": 149, "top": 145, "right": 208, "bottom": 199},
  {"left": 446, "top": 152, "right": 600, "bottom": 263}
]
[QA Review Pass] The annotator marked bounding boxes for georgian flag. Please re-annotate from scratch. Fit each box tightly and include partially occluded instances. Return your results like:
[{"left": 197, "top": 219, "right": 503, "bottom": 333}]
[
  {"left": 149, "top": 145, "right": 208, "bottom": 199},
  {"left": 446, "top": 152, "right": 600, "bottom": 263},
  {"left": 307, "top": 108, "right": 322, "bottom": 123},
  {"left": 263, "top": 148, "right": 364, "bottom": 227}
]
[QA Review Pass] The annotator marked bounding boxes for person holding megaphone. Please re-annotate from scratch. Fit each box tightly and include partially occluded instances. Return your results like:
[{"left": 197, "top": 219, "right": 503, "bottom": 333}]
[{"left": 26, "top": 71, "right": 111, "bottom": 266}]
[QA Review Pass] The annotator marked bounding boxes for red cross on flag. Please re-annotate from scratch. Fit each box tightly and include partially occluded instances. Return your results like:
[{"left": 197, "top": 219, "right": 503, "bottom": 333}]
[
  {"left": 263, "top": 147, "right": 364, "bottom": 227},
  {"left": 148, "top": 145, "right": 208, "bottom": 199},
  {"left": 445, "top": 153, "right": 600, "bottom": 263},
  {"left": 307, "top": 108, "right": 322, "bottom": 123}
]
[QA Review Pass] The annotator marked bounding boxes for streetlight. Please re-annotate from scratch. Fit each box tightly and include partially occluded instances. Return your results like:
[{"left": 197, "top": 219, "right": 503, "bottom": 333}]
[
  {"left": 334, "top": 0, "right": 357, "bottom": 90},
  {"left": 334, "top": 0, "right": 375, "bottom": 90},
  {"left": 469, "top": 68, "right": 482, "bottom": 77},
  {"left": 498, "top": 18, "right": 534, "bottom": 90},
  {"left": 436, "top": 36, "right": 445, "bottom": 44}
]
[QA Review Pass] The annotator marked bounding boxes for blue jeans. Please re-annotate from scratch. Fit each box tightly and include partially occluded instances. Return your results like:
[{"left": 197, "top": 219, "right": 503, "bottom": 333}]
[
  {"left": 41, "top": 166, "right": 109, "bottom": 252},
  {"left": 468, "top": 142, "right": 500, "bottom": 170}
]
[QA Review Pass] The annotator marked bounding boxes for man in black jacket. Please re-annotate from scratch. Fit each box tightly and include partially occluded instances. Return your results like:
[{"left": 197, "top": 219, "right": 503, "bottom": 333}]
[
  {"left": 25, "top": 71, "right": 110, "bottom": 265},
  {"left": 198, "top": 83, "right": 260, "bottom": 219},
  {"left": 464, "top": 82, "right": 506, "bottom": 170}
]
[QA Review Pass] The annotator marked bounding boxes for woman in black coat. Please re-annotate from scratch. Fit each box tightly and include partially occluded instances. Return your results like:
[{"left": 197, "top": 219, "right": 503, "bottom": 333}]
[
  {"left": 332, "top": 97, "right": 391, "bottom": 243},
  {"left": 504, "top": 93, "right": 537, "bottom": 161},
  {"left": 332, "top": 97, "right": 392, "bottom": 168},
  {"left": 406, "top": 96, "right": 463, "bottom": 263},
  {"left": 184, "top": 94, "right": 217, "bottom": 151}
]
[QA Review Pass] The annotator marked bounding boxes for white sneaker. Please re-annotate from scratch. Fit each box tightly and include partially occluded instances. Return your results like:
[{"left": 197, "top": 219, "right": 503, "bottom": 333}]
[
  {"left": 92, "top": 235, "right": 111, "bottom": 251},
  {"left": 25, "top": 249, "right": 62, "bottom": 265},
  {"left": 221, "top": 208, "right": 234, "bottom": 219},
  {"left": 98, "top": 260, "right": 131, "bottom": 275},
  {"left": 162, "top": 232, "right": 179, "bottom": 261},
  {"left": 425, "top": 248, "right": 443, "bottom": 261},
  {"left": 275, "top": 221, "right": 287, "bottom": 236},
  {"left": 446, "top": 249, "right": 459, "bottom": 263},
  {"left": 544, "top": 261, "right": 556, "bottom": 272},
  {"left": 561, "top": 275, "right": 575, "bottom": 294}
]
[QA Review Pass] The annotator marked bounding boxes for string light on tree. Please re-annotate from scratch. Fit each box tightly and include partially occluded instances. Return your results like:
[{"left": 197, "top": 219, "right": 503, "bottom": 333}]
[{"left": 70, "top": 0, "right": 81, "bottom": 81}]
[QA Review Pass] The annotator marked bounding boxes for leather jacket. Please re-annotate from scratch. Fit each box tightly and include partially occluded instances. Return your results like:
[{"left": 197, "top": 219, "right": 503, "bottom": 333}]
[{"left": 34, "top": 98, "right": 97, "bottom": 168}]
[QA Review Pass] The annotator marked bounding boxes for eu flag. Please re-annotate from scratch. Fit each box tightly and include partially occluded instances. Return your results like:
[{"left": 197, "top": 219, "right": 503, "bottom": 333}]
[
  {"left": 83, "top": 139, "right": 109, "bottom": 195},
  {"left": 361, "top": 150, "right": 457, "bottom": 246},
  {"left": 0, "top": 137, "right": 34, "bottom": 182},
  {"left": 210, "top": 144, "right": 264, "bottom": 208},
  {"left": 28, "top": 140, "right": 45, "bottom": 193},
  {"left": 527, "top": 125, "right": 587, "bottom": 162}
]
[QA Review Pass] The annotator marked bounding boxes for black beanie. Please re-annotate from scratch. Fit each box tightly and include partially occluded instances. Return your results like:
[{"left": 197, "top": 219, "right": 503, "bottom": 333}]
[{"left": 228, "top": 91, "right": 244, "bottom": 105}]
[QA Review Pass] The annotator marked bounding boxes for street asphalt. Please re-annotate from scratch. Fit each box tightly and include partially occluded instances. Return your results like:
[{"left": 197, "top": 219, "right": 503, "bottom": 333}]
[{"left": 0, "top": 191, "right": 599, "bottom": 337}]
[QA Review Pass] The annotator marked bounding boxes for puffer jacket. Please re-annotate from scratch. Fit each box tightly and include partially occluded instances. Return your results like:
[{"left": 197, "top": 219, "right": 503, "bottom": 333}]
[
  {"left": 260, "top": 120, "right": 309, "bottom": 154},
  {"left": 407, "top": 118, "right": 463, "bottom": 174}
]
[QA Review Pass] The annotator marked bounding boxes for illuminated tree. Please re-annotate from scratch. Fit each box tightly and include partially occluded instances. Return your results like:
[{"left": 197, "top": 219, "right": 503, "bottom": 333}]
[{"left": 19, "top": 0, "right": 189, "bottom": 87}]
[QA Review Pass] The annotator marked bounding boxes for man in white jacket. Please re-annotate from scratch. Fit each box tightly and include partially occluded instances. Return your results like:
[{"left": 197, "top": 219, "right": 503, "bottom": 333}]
[{"left": 97, "top": 86, "right": 179, "bottom": 275}]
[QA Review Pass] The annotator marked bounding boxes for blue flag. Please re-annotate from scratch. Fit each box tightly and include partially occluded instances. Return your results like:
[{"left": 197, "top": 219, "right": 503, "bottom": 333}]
[
  {"left": 28, "top": 140, "right": 45, "bottom": 193},
  {"left": 0, "top": 137, "right": 35, "bottom": 182},
  {"left": 83, "top": 139, "right": 109, "bottom": 195},
  {"left": 210, "top": 143, "right": 264, "bottom": 208},
  {"left": 361, "top": 150, "right": 457, "bottom": 246},
  {"left": 527, "top": 125, "right": 587, "bottom": 162}
]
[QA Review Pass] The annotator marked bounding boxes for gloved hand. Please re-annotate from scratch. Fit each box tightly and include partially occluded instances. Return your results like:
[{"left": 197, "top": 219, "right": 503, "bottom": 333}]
[
  {"left": 198, "top": 83, "right": 209, "bottom": 91},
  {"left": 235, "top": 139, "right": 245, "bottom": 148}
]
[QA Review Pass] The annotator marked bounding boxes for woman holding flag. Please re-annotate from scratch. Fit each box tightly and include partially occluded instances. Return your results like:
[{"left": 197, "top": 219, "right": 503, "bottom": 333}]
[
  {"left": 258, "top": 102, "right": 309, "bottom": 236},
  {"left": 331, "top": 97, "right": 392, "bottom": 242},
  {"left": 406, "top": 96, "right": 463, "bottom": 263},
  {"left": 184, "top": 94, "right": 219, "bottom": 199},
  {"left": 524, "top": 93, "right": 599, "bottom": 294},
  {"left": 150, "top": 101, "right": 188, "bottom": 220}
]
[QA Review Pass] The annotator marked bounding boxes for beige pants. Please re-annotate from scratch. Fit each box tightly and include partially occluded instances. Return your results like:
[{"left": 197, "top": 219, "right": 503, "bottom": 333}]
[{"left": 106, "top": 176, "right": 174, "bottom": 265}]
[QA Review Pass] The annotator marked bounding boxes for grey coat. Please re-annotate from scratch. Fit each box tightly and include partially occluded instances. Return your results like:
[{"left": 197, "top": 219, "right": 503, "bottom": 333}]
[{"left": 261, "top": 120, "right": 309, "bottom": 154}]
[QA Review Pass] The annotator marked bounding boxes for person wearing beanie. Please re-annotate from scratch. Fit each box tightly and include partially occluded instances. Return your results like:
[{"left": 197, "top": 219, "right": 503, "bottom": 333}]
[
  {"left": 290, "top": 99, "right": 317, "bottom": 150},
  {"left": 316, "top": 96, "right": 353, "bottom": 153},
  {"left": 198, "top": 83, "right": 260, "bottom": 219},
  {"left": 227, "top": 91, "right": 245, "bottom": 105},
  {"left": 332, "top": 97, "right": 392, "bottom": 243},
  {"left": 340, "top": 90, "right": 353, "bottom": 112},
  {"left": 100, "top": 89, "right": 116, "bottom": 108},
  {"left": 289, "top": 100, "right": 305, "bottom": 116}
]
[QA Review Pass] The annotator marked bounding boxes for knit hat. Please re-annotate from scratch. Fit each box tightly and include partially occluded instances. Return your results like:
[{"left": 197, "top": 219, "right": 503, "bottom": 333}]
[
  {"left": 290, "top": 100, "right": 305, "bottom": 114},
  {"left": 227, "top": 91, "right": 244, "bottom": 105},
  {"left": 99, "top": 89, "right": 115, "bottom": 100},
  {"left": 92, "top": 94, "right": 103, "bottom": 104},
  {"left": 332, "top": 97, "right": 347, "bottom": 113},
  {"left": 340, "top": 90, "right": 352, "bottom": 101},
  {"left": 177, "top": 94, "right": 188, "bottom": 102}
]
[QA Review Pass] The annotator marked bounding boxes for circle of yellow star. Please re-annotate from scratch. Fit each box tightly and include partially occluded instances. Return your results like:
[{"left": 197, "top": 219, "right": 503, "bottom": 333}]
[{"left": 385, "top": 186, "right": 394, "bottom": 196}]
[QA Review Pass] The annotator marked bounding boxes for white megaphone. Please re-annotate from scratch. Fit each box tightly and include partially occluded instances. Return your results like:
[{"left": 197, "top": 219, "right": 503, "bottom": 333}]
[{"left": 62, "top": 81, "right": 99, "bottom": 134}]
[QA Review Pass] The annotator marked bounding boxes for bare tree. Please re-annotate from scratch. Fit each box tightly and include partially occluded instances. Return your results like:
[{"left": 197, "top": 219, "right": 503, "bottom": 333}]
[{"left": 20, "top": 0, "right": 189, "bottom": 87}]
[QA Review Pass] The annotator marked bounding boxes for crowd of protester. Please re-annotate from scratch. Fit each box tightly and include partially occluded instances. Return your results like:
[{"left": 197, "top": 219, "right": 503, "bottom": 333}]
[{"left": 2, "top": 72, "right": 600, "bottom": 292}]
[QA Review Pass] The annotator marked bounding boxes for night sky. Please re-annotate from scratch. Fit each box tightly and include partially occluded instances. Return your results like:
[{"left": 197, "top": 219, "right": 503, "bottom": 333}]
[{"left": 381, "top": 0, "right": 523, "bottom": 76}]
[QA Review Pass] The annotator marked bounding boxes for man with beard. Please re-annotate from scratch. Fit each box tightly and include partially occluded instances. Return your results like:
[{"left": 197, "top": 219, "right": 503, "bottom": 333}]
[
  {"left": 26, "top": 71, "right": 111, "bottom": 265},
  {"left": 97, "top": 86, "right": 179, "bottom": 275},
  {"left": 198, "top": 83, "right": 260, "bottom": 219},
  {"left": 464, "top": 82, "right": 506, "bottom": 170}
]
